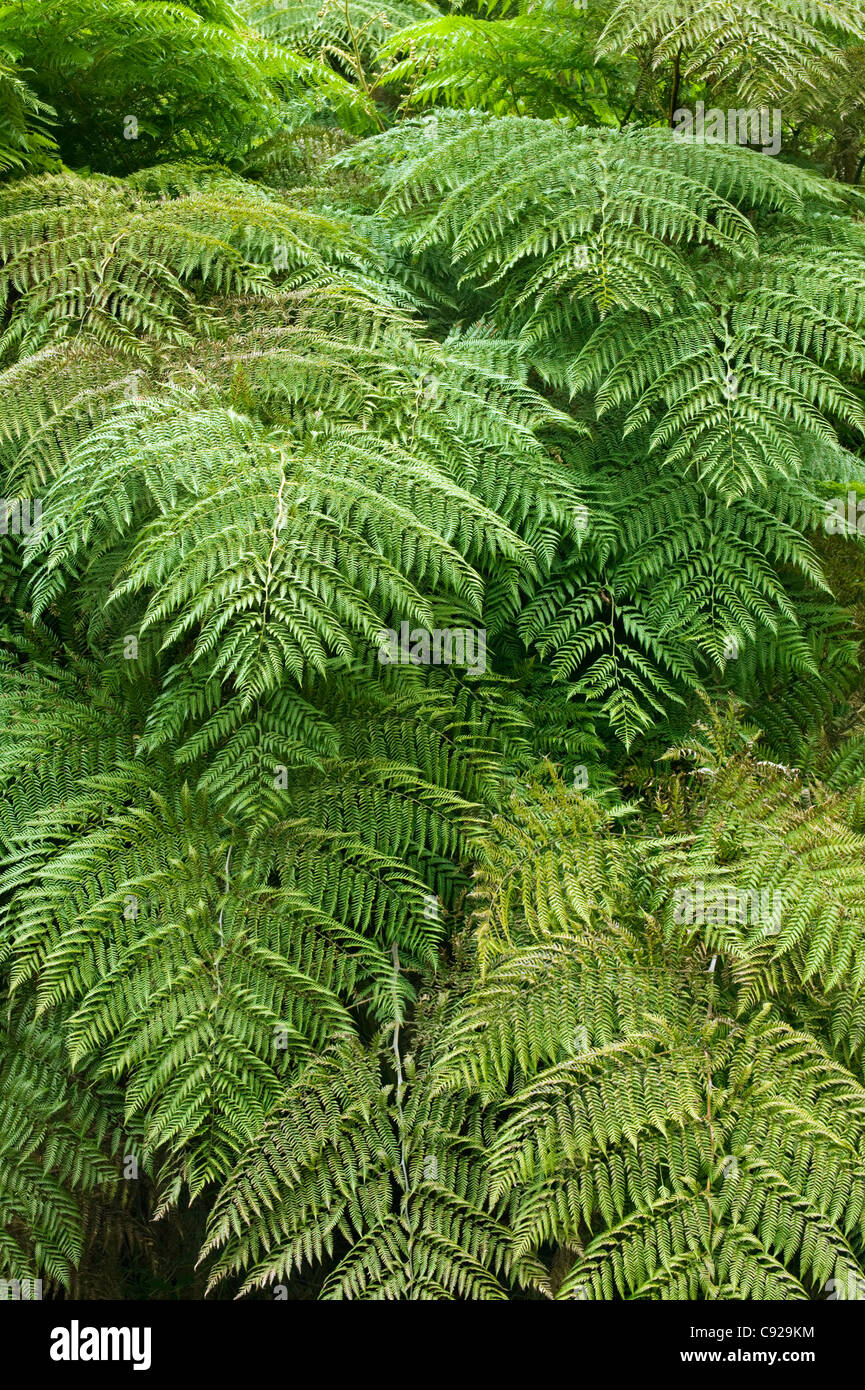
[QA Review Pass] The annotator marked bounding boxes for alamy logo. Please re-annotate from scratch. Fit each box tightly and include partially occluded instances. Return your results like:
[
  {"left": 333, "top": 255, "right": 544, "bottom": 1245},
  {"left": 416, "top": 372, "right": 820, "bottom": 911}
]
[
  {"left": 50, "top": 1321, "right": 152, "bottom": 1371},
  {"left": 0, "top": 1278, "right": 41, "bottom": 1300},
  {"left": 824, "top": 491, "right": 865, "bottom": 535},
  {"left": 377, "top": 622, "right": 486, "bottom": 676},
  {"left": 825, "top": 1273, "right": 865, "bottom": 1300},
  {"left": 672, "top": 102, "right": 782, "bottom": 156},
  {"left": 0, "top": 497, "right": 41, "bottom": 538},
  {"left": 674, "top": 881, "right": 782, "bottom": 931}
]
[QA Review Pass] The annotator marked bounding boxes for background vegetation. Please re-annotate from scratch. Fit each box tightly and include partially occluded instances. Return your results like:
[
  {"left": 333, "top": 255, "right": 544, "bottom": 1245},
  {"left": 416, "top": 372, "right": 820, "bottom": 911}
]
[{"left": 3, "top": 0, "right": 865, "bottom": 1300}]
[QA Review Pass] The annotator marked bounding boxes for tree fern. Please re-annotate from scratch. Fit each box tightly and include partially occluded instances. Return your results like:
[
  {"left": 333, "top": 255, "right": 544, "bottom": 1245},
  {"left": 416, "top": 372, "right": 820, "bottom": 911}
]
[
  {"left": 0, "top": 1009, "right": 121, "bottom": 1289},
  {"left": 378, "top": 8, "right": 614, "bottom": 120},
  {"left": 0, "top": 0, "right": 350, "bottom": 171},
  {"left": 0, "top": 48, "right": 58, "bottom": 176},
  {"left": 202, "top": 1026, "right": 541, "bottom": 1299},
  {"left": 597, "top": 0, "right": 865, "bottom": 110},
  {"left": 0, "top": 165, "right": 383, "bottom": 364},
  {"left": 433, "top": 764, "right": 865, "bottom": 1299},
  {"left": 4, "top": 0, "right": 865, "bottom": 1306},
  {"left": 336, "top": 113, "right": 839, "bottom": 327}
]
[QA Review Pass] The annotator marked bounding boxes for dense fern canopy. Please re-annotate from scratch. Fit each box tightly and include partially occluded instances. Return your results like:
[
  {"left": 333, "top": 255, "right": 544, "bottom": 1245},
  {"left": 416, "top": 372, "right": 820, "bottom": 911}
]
[{"left": 3, "top": 0, "right": 865, "bottom": 1308}]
